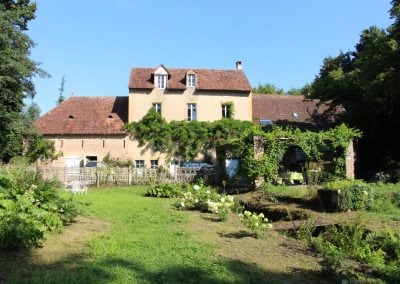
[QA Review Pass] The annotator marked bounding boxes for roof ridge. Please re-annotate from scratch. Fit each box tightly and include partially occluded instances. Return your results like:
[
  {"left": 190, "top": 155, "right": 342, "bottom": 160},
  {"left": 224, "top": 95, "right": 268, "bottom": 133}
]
[
  {"left": 253, "top": 94, "right": 313, "bottom": 99},
  {"left": 67, "top": 95, "right": 127, "bottom": 99},
  {"left": 131, "top": 66, "right": 241, "bottom": 72}
]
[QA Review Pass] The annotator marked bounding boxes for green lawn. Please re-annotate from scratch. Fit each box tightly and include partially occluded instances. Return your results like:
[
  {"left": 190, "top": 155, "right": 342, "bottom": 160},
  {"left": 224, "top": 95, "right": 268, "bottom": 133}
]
[
  {"left": 2, "top": 183, "right": 399, "bottom": 283},
  {"left": 20, "top": 186, "right": 230, "bottom": 283},
  {"left": 3, "top": 186, "right": 294, "bottom": 283}
]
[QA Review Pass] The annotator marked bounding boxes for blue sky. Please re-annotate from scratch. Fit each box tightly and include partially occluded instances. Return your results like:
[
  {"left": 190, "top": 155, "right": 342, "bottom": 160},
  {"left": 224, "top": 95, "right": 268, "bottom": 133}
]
[{"left": 27, "top": 0, "right": 393, "bottom": 115}]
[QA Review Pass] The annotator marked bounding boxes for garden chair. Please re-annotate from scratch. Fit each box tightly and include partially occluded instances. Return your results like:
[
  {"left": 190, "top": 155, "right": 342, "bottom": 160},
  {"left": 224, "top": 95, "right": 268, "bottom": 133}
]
[{"left": 68, "top": 180, "right": 89, "bottom": 194}]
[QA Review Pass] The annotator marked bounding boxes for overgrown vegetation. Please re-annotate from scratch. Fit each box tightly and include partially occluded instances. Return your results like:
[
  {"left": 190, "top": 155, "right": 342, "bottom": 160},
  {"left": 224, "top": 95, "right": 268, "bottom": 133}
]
[
  {"left": 0, "top": 160, "right": 77, "bottom": 249},
  {"left": 299, "top": 223, "right": 400, "bottom": 283},
  {"left": 124, "top": 109, "right": 360, "bottom": 184},
  {"left": 261, "top": 181, "right": 400, "bottom": 282},
  {"left": 368, "top": 183, "right": 400, "bottom": 217},
  {"left": 320, "top": 180, "right": 373, "bottom": 211}
]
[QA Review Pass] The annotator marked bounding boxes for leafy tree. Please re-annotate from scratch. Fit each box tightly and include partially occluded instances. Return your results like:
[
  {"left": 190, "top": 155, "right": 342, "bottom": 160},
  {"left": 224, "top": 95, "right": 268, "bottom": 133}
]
[
  {"left": 252, "top": 83, "right": 285, "bottom": 94},
  {"left": 286, "top": 87, "right": 303, "bottom": 96},
  {"left": 0, "top": 0, "right": 48, "bottom": 162},
  {"left": 310, "top": 0, "right": 400, "bottom": 172},
  {"left": 253, "top": 83, "right": 311, "bottom": 96},
  {"left": 286, "top": 83, "right": 313, "bottom": 97},
  {"left": 1, "top": 102, "right": 58, "bottom": 163}
]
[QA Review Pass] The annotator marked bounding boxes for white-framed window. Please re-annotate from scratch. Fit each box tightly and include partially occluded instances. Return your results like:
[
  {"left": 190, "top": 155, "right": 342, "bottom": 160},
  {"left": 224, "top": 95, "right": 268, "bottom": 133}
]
[
  {"left": 150, "top": 160, "right": 158, "bottom": 169},
  {"left": 187, "top": 73, "right": 196, "bottom": 88},
  {"left": 155, "top": 74, "right": 167, "bottom": 89},
  {"left": 153, "top": 103, "right": 162, "bottom": 115},
  {"left": 187, "top": 103, "right": 197, "bottom": 121},
  {"left": 221, "top": 104, "right": 233, "bottom": 118},
  {"left": 135, "top": 160, "right": 145, "bottom": 168}
]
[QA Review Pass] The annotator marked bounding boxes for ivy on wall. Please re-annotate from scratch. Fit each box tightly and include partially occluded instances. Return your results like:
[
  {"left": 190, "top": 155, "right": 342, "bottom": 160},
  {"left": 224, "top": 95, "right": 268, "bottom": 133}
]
[
  {"left": 123, "top": 109, "right": 361, "bottom": 181},
  {"left": 244, "top": 124, "right": 362, "bottom": 182}
]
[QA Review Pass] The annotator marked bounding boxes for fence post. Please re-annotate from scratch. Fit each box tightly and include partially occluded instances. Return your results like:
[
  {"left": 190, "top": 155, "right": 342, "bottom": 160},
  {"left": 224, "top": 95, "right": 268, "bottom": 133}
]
[
  {"left": 96, "top": 167, "right": 100, "bottom": 187},
  {"left": 128, "top": 166, "right": 132, "bottom": 185},
  {"left": 64, "top": 167, "right": 67, "bottom": 185}
]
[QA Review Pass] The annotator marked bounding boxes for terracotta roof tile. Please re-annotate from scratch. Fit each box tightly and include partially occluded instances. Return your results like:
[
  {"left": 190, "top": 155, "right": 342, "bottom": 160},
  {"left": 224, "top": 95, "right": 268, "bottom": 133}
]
[
  {"left": 128, "top": 67, "right": 251, "bottom": 92},
  {"left": 36, "top": 96, "right": 128, "bottom": 135},
  {"left": 252, "top": 94, "right": 337, "bottom": 130}
]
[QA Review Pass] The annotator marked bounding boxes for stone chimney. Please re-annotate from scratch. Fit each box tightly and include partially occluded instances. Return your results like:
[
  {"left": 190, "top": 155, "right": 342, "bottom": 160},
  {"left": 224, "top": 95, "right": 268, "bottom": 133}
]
[{"left": 235, "top": 61, "right": 242, "bottom": 70}]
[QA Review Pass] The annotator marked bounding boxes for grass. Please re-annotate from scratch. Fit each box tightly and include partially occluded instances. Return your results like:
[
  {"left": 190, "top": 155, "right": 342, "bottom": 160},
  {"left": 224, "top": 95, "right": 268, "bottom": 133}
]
[
  {"left": 8, "top": 186, "right": 231, "bottom": 283},
  {"left": 1, "top": 186, "right": 328, "bottom": 283},
  {"left": 264, "top": 184, "right": 314, "bottom": 200}
]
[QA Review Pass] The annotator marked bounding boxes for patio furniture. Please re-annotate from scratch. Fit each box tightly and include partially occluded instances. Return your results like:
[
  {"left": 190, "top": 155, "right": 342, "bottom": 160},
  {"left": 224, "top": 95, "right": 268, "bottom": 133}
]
[{"left": 65, "top": 180, "right": 89, "bottom": 194}]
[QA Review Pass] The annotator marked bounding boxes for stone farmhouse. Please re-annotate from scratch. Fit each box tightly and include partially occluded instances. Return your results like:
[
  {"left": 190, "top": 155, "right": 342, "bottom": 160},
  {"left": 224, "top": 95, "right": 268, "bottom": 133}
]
[{"left": 36, "top": 62, "right": 333, "bottom": 169}]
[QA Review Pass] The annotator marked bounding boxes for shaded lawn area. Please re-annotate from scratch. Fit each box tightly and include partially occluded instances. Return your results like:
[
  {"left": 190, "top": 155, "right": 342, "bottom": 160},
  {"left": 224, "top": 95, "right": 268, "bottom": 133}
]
[{"left": 1, "top": 186, "right": 329, "bottom": 283}]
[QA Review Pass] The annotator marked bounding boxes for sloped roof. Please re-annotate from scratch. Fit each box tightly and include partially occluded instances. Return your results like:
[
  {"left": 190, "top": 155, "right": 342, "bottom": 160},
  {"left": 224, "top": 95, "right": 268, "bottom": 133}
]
[
  {"left": 252, "top": 94, "right": 336, "bottom": 130},
  {"left": 36, "top": 96, "right": 128, "bottom": 135},
  {"left": 128, "top": 67, "right": 251, "bottom": 92}
]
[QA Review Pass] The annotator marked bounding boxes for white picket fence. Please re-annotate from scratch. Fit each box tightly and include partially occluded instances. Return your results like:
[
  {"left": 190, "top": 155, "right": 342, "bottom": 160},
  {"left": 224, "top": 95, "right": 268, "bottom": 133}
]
[{"left": 37, "top": 166, "right": 215, "bottom": 186}]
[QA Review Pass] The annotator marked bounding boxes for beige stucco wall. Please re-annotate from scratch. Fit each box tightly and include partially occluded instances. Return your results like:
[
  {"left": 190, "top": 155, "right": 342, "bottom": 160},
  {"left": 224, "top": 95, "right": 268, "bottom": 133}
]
[
  {"left": 126, "top": 138, "right": 169, "bottom": 167},
  {"left": 44, "top": 135, "right": 128, "bottom": 167},
  {"left": 44, "top": 134, "right": 171, "bottom": 168},
  {"left": 128, "top": 88, "right": 252, "bottom": 122}
]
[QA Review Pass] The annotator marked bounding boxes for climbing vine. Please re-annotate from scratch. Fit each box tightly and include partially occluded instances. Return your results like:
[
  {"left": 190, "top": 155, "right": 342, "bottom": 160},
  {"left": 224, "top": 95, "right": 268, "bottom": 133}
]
[
  {"left": 123, "top": 109, "right": 256, "bottom": 161},
  {"left": 123, "top": 109, "right": 361, "bottom": 182},
  {"left": 240, "top": 124, "right": 361, "bottom": 182}
]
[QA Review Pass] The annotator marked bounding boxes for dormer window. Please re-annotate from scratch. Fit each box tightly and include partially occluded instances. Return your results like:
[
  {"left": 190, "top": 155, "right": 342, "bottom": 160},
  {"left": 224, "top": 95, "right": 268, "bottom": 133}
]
[
  {"left": 154, "top": 65, "right": 169, "bottom": 89},
  {"left": 155, "top": 74, "right": 167, "bottom": 89},
  {"left": 187, "top": 73, "right": 196, "bottom": 88}
]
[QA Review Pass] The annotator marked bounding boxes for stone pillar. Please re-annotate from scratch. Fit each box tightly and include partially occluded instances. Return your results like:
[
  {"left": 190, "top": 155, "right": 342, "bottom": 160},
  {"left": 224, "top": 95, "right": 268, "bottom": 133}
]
[
  {"left": 345, "top": 139, "right": 355, "bottom": 179},
  {"left": 253, "top": 136, "right": 265, "bottom": 189}
]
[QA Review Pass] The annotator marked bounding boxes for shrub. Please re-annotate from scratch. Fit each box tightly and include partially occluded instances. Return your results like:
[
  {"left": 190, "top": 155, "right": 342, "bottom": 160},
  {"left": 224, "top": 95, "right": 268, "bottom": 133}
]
[
  {"left": 322, "top": 180, "right": 373, "bottom": 211},
  {"left": 145, "top": 182, "right": 182, "bottom": 198},
  {"left": 207, "top": 195, "right": 235, "bottom": 221},
  {"left": 176, "top": 182, "right": 219, "bottom": 210},
  {"left": 0, "top": 165, "right": 78, "bottom": 250},
  {"left": 239, "top": 210, "right": 272, "bottom": 239},
  {"left": 174, "top": 182, "right": 236, "bottom": 221},
  {"left": 306, "top": 223, "right": 400, "bottom": 282}
]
